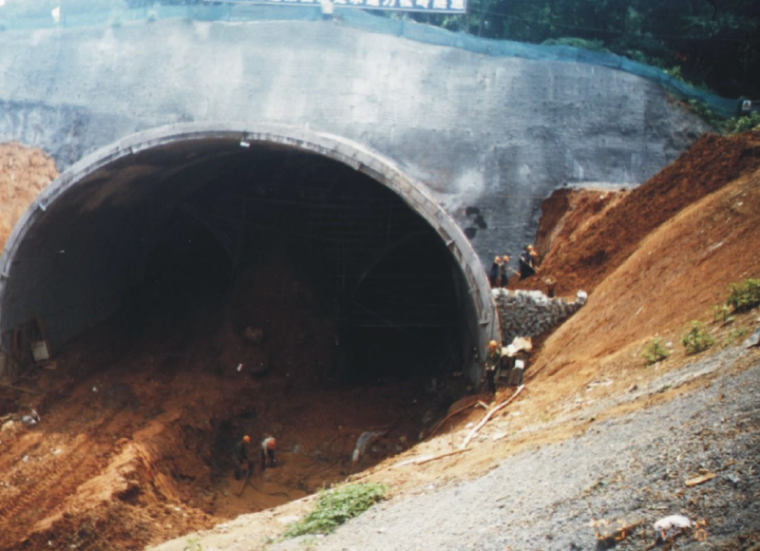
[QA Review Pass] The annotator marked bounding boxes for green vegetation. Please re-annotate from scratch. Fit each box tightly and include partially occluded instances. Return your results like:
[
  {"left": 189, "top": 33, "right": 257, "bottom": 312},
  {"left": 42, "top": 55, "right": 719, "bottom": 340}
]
[
  {"left": 404, "top": 0, "right": 759, "bottom": 99},
  {"left": 727, "top": 278, "right": 760, "bottom": 311},
  {"left": 723, "top": 113, "right": 760, "bottom": 134},
  {"left": 713, "top": 304, "right": 735, "bottom": 325},
  {"left": 282, "top": 483, "right": 387, "bottom": 539},
  {"left": 686, "top": 101, "right": 760, "bottom": 134},
  {"left": 641, "top": 338, "right": 669, "bottom": 365},
  {"left": 682, "top": 321, "right": 715, "bottom": 355},
  {"left": 542, "top": 37, "right": 609, "bottom": 53},
  {"left": 182, "top": 538, "right": 203, "bottom": 551}
]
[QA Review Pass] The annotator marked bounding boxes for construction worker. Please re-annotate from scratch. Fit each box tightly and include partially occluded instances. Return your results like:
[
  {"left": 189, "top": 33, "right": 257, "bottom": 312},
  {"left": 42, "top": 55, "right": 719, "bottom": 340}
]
[
  {"left": 234, "top": 435, "right": 254, "bottom": 480},
  {"left": 529, "top": 245, "right": 540, "bottom": 267},
  {"left": 543, "top": 276, "right": 557, "bottom": 298},
  {"left": 261, "top": 436, "right": 277, "bottom": 471},
  {"left": 484, "top": 340, "right": 502, "bottom": 395},
  {"left": 488, "top": 256, "right": 502, "bottom": 288},
  {"left": 519, "top": 245, "right": 537, "bottom": 279},
  {"left": 500, "top": 255, "right": 511, "bottom": 288}
]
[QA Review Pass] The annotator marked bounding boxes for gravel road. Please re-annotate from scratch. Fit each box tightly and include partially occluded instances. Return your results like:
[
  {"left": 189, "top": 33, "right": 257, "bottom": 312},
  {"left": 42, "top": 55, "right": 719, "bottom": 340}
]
[{"left": 272, "top": 347, "right": 760, "bottom": 551}]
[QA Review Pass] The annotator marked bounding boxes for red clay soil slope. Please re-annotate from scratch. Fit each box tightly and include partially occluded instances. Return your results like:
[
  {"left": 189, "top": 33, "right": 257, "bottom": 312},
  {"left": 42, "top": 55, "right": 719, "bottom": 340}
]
[
  {"left": 525, "top": 131, "right": 760, "bottom": 297},
  {"left": 530, "top": 129, "right": 760, "bottom": 384},
  {"left": 0, "top": 143, "right": 57, "bottom": 251}
]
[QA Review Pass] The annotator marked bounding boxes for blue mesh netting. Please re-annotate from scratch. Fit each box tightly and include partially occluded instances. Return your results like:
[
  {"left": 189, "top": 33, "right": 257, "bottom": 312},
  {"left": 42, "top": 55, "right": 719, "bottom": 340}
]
[{"left": 0, "top": 3, "right": 737, "bottom": 115}]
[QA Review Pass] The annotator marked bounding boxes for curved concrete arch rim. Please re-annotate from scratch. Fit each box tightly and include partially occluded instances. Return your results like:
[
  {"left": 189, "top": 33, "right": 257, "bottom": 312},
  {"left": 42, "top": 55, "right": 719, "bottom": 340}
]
[{"left": 0, "top": 122, "right": 499, "bottom": 357}]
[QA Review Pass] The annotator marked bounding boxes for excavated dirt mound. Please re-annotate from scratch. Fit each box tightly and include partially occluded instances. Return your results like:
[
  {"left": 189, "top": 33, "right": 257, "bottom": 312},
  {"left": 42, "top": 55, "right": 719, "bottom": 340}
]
[
  {"left": 0, "top": 316, "right": 446, "bottom": 551},
  {"left": 528, "top": 130, "right": 760, "bottom": 386},
  {"left": 516, "top": 131, "right": 760, "bottom": 296},
  {"left": 0, "top": 143, "right": 57, "bottom": 250}
]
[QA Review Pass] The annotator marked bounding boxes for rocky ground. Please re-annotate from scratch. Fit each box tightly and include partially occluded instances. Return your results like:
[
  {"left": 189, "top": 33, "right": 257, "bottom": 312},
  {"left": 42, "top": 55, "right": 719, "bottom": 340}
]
[{"left": 269, "top": 343, "right": 760, "bottom": 551}]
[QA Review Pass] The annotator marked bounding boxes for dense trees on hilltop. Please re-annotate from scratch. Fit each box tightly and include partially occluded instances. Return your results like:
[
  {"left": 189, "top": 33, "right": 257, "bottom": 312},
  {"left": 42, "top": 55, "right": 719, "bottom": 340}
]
[{"left": 406, "top": 0, "right": 759, "bottom": 98}]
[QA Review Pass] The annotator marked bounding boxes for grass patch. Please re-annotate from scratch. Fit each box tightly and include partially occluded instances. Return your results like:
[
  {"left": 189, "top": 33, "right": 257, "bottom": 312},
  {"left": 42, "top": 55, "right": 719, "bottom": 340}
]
[
  {"left": 641, "top": 338, "right": 669, "bottom": 365},
  {"left": 183, "top": 538, "right": 203, "bottom": 551},
  {"left": 282, "top": 483, "right": 387, "bottom": 539},
  {"left": 682, "top": 321, "right": 714, "bottom": 355},
  {"left": 727, "top": 278, "right": 760, "bottom": 312},
  {"left": 712, "top": 304, "right": 734, "bottom": 325},
  {"left": 685, "top": 101, "right": 760, "bottom": 135}
]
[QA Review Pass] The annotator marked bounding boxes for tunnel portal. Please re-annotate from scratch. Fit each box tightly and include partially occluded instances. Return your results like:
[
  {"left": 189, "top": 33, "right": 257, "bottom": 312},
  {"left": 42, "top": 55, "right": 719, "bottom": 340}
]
[{"left": 0, "top": 125, "right": 496, "bottom": 383}]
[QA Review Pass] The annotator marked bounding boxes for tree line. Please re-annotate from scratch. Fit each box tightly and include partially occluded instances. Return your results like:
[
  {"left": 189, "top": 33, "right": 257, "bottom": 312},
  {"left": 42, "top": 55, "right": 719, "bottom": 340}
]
[{"left": 401, "top": 0, "right": 758, "bottom": 99}]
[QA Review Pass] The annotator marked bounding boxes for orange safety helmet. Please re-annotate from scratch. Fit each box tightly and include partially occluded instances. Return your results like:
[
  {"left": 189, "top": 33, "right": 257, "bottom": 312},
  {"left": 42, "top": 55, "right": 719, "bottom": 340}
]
[
  {"left": 488, "top": 340, "right": 498, "bottom": 349},
  {"left": 243, "top": 435, "right": 251, "bottom": 444}
]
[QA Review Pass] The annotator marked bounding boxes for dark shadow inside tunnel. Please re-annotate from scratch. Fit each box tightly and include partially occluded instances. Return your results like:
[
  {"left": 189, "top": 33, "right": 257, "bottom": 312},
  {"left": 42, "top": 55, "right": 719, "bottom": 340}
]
[{"left": 3, "top": 139, "right": 477, "bottom": 383}]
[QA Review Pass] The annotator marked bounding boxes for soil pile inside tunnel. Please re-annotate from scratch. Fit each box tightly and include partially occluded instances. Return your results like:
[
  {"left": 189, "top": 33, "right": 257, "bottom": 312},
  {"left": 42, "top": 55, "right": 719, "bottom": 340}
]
[
  {"left": 0, "top": 143, "right": 57, "bottom": 250},
  {"left": 0, "top": 300, "right": 458, "bottom": 551}
]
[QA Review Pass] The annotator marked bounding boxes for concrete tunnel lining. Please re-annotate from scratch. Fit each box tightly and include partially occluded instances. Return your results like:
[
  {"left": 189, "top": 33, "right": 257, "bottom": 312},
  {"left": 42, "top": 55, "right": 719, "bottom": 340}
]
[{"left": 0, "top": 123, "right": 498, "bottom": 380}]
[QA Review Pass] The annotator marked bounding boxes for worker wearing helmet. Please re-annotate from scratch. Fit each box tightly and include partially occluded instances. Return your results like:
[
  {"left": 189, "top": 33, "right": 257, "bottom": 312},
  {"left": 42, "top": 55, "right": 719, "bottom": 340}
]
[
  {"left": 261, "top": 436, "right": 277, "bottom": 471},
  {"left": 234, "top": 435, "right": 254, "bottom": 479},
  {"left": 519, "top": 245, "right": 538, "bottom": 279},
  {"left": 484, "top": 340, "right": 502, "bottom": 395},
  {"left": 500, "top": 255, "right": 511, "bottom": 288},
  {"left": 488, "top": 256, "right": 502, "bottom": 288}
]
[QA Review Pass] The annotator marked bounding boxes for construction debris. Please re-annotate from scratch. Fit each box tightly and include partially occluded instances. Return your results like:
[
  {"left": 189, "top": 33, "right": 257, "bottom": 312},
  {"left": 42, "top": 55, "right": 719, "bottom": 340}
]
[
  {"left": 593, "top": 518, "right": 643, "bottom": 550},
  {"left": 460, "top": 385, "right": 524, "bottom": 449},
  {"left": 352, "top": 431, "right": 386, "bottom": 463},
  {"left": 653, "top": 514, "right": 693, "bottom": 542},
  {"left": 392, "top": 448, "right": 470, "bottom": 469},
  {"left": 503, "top": 337, "right": 533, "bottom": 357},
  {"left": 685, "top": 472, "right": 717, "bottom": 487},
  {"left": 744, "top": 327, "right": 760, "bottom": 348},
  {"left": 21, "top": 409, "right": 40, "bottom": 427},
  {"left": 427, "top": 396, "right": 483, "bottom": 437}
]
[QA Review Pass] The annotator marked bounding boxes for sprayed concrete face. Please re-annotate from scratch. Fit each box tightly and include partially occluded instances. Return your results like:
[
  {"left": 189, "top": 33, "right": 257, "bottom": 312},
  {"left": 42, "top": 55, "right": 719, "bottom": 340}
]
[
  {"left": 0, "top": 18, "right": 710, "bottom": 274},
  {"left": 0, "top": 124, "right": 497, "bottom": 378}
]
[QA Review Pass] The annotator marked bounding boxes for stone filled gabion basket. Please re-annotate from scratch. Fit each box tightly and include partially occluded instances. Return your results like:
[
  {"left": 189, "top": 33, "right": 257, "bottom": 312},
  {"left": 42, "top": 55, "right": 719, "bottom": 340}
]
[{"left": 493, "top": 288, "right": 587, "bottom": 345}]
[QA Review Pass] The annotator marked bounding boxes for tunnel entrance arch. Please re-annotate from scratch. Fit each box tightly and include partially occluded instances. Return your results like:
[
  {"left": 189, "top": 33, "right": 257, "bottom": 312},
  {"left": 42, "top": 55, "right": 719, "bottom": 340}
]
[{"left": 0, "top": 123, "right": 497, "bottom": 382}]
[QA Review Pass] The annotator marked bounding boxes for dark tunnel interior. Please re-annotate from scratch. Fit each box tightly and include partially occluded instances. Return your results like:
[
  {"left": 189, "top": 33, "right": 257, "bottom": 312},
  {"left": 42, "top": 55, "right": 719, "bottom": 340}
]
[
  {"left": 128, "top": 147, "right": 468, "bottom": 379},
  {"left": 1, "top": 140, "right": 477, "bottom": 383}
]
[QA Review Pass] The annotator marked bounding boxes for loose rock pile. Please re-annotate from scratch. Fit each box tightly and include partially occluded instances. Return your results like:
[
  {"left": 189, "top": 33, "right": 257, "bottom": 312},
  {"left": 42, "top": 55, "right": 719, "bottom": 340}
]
[{"left": 493, "top": 288, "right": 588, "bottom": 344}]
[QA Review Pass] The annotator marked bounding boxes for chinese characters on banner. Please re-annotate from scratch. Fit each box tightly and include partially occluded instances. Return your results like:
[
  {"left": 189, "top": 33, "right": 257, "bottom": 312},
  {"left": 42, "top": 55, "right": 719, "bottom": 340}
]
[{"left": 205, "top": 0, "right": 466, "bottom": 14}]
